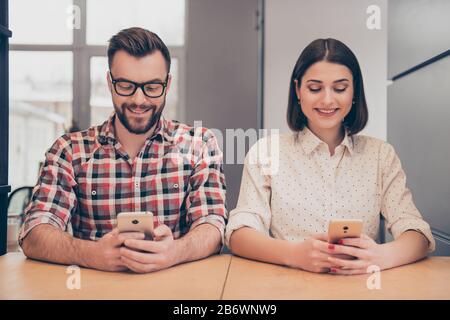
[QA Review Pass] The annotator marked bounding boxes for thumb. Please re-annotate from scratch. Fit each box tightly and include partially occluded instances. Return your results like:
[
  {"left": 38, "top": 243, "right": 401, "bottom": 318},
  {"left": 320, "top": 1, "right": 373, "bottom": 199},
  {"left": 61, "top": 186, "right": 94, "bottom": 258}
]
[
  {"left": 153, "top": 224, "right": 172, "bottom": 241},
  {"left": 104, "top": 227, "right": 119, "bottom": 238}
]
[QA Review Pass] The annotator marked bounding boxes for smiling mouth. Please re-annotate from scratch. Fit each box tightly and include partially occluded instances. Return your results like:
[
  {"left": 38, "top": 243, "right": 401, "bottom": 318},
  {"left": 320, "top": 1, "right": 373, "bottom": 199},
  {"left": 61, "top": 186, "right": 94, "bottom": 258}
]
[
  {"left": 127, "top": 106, "right": 153, "bottom": 115},
  {"left": 315, "top": 108, "right": 339, "bottom": 116}
]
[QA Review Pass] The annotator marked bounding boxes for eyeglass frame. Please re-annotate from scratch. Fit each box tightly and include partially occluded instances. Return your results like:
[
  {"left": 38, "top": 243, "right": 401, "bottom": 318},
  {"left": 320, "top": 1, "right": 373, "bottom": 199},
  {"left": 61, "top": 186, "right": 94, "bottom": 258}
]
[{"left": 109, "top": 71, "right": 169, "bottom": 98}]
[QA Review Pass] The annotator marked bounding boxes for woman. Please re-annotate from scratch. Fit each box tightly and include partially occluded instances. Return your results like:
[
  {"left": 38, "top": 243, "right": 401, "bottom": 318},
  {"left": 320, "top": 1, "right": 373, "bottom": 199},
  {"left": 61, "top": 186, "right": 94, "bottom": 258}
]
[{"left": 225, "top": 38, "right": 435, "bottom": 275}]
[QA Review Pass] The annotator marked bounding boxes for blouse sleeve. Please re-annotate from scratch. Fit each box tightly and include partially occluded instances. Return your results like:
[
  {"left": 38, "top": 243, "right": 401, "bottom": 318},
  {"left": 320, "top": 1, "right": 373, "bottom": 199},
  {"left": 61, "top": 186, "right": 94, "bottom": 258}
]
[
  {"left": 224, "top": 138, "right": 274, "bottom": 248},
  {"left": 380, "top": 142, "right": 435, "bottom": 252}
]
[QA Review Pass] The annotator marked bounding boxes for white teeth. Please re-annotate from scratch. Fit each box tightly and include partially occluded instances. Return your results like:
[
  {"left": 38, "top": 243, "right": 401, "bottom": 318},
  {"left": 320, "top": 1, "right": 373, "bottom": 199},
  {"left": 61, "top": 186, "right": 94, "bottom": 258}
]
[
  {"left": 129, "top": 108, "right": 149, "bottom": 114},
  {"left": 317, "top": 109, "right": 337, "bottom": 114}
]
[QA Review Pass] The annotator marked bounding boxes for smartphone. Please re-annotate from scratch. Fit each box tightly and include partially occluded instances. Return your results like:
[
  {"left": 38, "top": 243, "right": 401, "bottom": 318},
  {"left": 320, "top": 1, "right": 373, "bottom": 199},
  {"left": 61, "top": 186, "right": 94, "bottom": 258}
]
[
  {"left": 328, "top": 219, "right": 363, "bottom": 244},
  {"left": 117, "top": 211, "right": 154, "bottom": 238}
]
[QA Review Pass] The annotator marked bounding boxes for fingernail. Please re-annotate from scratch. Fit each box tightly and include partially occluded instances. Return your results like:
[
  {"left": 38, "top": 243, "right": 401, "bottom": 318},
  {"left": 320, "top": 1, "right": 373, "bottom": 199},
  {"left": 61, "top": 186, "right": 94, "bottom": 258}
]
[
  {"left": 328, "top": 244, "right": 335, "bottom": 250},
  {"left": 338, "top": 239, "right": 344, "bottom": 245},
  {"left": 330, "top": 268, "right": 337, "bottom": 273}
]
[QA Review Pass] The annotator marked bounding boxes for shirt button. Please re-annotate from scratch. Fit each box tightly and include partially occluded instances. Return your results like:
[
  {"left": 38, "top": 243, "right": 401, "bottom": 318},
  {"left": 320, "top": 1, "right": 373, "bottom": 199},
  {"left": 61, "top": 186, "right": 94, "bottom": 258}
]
[
  {"left": 91, "top": 190, "right": 97, "bottom": 196},
  {"left": 173, "top": 184, "right": 179, "bottom": 189}
]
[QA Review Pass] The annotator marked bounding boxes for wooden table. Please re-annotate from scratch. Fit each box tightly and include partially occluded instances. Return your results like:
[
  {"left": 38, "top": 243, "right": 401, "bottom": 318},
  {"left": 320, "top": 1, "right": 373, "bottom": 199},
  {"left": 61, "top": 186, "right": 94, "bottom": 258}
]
[
  {"left": 1, "top": 253, "right": 449, "bottom": 299},
  {"left": 0, "top": 253, "right": 231, "bottom": 300},
  {"left": 222, "top": 256, "right": 450, "bottom": 300}
]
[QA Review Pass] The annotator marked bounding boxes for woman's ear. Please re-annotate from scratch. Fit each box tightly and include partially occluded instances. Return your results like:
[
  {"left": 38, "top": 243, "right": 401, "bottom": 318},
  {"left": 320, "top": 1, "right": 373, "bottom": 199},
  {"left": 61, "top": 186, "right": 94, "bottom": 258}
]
[{"left": 294, "top": 79, "right": 301, "bottom": 102}]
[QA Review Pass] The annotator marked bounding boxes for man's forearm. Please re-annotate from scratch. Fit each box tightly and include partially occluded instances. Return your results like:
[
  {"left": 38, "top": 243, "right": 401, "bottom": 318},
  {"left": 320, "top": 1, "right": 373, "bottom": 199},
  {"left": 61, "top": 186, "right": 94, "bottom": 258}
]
[
  {"left": 21, "top": 224, "right": 96, "bottom": 268},
  {"left": 173, "top": 223, "right": 222, "bottom": 264}
]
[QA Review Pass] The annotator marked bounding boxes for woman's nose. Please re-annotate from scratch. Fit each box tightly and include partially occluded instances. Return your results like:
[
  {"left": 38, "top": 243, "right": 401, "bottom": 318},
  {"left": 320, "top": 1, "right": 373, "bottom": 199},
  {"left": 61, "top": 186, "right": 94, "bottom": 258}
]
[{"left": 322, "top": 88, "right": 335, "bottom": 106}]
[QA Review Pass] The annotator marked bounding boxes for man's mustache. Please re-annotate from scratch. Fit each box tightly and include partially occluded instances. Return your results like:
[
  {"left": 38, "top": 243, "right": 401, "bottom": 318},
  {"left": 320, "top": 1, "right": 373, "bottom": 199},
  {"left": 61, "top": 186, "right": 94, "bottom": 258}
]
[{"left": 122, "top": 103, "right": 157, "bottom": 112}]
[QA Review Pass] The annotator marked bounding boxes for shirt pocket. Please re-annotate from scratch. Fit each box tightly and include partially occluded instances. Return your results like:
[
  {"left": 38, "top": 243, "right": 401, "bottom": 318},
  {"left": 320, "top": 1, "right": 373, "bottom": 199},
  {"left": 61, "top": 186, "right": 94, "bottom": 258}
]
[
  {"left": 161, "top": 175, "right": 188, "bottom": 215},
  {"left": 76, "top": 180, "right": 116, "bottom": 220}
]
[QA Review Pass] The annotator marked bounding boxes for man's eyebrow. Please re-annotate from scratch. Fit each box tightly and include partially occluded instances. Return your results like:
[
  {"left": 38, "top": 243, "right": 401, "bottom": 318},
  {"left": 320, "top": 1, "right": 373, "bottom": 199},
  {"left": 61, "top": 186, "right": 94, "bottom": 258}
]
[
  {"left": 114, "top": 77, "right": 165, "bottom": 83},
  {"left": 144, "top": 77, "right": 166, "bottom": 83}
]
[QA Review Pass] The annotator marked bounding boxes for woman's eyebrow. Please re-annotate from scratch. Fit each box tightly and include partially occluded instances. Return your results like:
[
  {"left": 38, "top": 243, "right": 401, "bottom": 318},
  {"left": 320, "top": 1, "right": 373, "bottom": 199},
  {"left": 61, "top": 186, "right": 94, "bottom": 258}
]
[
  {"left": 333, "top": 78, "right": 350, "bottom": 83},
  {"left": 306, "top": 78, "right": 350, "bottom": 84}
]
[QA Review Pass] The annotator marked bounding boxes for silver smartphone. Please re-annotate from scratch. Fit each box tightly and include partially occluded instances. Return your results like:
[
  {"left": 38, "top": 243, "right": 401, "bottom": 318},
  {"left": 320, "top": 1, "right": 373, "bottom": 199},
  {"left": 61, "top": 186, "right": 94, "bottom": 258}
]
[{"left": 117, "top": 211, "right": 154, "bottom": 238}]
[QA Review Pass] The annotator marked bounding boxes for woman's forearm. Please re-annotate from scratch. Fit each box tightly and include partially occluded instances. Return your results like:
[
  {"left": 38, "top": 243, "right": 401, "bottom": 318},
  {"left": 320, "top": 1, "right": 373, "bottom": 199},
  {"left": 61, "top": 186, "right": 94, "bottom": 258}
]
[
  {"left": 229, "top": 227, "right": 293, "bottom": 266},
  {"left": 380, "top": 230, "right": 429, "bottom": 270}
]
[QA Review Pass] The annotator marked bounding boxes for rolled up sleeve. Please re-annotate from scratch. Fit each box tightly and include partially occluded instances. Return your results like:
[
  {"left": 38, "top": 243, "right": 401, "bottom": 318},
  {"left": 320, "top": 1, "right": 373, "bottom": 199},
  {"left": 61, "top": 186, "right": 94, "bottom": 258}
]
[
  {"left": 18, "top": 135, "right": 77, "bottom": 246},
  {"left": 380, "top": 143, "right": 435, "bottom": 252},
  {"left": 225, "top": 139, "right": 273, "bottom": 248},
  {"left": 187, "top": 130, "right": 227, "bottom": 244}
]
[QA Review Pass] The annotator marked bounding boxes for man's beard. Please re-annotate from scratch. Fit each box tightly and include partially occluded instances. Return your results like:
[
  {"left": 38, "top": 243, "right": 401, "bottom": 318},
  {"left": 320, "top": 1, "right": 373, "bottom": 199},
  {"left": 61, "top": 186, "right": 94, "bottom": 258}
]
[{"left": 114, "top": 98, "right": 165, "bottom": 135}]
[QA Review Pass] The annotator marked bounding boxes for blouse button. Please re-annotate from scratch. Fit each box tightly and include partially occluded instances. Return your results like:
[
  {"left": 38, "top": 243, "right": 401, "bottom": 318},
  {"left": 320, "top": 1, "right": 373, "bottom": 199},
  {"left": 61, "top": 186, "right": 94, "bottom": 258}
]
[
  {"left": 173, "top": 184, "right": 179, "bottom": 189},
  {"left": 91, "top": 190, "right": 97, "bottom": 196}
]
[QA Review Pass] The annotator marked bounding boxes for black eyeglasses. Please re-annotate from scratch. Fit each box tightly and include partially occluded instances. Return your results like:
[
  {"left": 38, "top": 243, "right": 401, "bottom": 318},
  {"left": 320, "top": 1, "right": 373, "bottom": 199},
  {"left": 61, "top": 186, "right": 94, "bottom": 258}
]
[{"left": 109, "top": 71, "right": 169, "bottom": 98}]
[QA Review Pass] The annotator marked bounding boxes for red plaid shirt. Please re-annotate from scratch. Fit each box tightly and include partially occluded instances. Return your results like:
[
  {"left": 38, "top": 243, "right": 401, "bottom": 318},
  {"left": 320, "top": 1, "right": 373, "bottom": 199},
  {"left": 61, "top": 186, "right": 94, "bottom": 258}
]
[{"left": 19, "top": 114, "right": 227, "bottom": 245}]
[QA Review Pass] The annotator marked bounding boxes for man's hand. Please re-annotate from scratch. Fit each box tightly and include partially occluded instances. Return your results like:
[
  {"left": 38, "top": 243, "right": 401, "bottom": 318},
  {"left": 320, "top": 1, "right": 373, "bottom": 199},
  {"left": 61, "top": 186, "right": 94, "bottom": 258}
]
[
  {"left": 119, "top": 224, "right": 179, "bottom": 273},
  {"left": 89, "top": 228, "right": 145, "bottom": 272}
]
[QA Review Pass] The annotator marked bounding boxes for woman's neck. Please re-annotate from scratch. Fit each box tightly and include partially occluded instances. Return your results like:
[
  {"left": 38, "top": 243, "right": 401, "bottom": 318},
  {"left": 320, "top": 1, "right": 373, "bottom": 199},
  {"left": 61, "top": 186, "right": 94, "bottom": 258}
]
[{"left": 307, "top": 124, "right": 345, "bottom": 156}]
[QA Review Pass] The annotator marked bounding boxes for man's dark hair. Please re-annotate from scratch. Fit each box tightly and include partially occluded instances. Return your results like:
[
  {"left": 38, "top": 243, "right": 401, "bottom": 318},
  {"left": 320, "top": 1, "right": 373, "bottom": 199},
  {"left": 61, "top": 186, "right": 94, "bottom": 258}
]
[
  {"left": 107, "top": 27, "right": 171, "bottom": 72},
  {"left": 287, "top": 38, "right": 368, "bottom": 135}
]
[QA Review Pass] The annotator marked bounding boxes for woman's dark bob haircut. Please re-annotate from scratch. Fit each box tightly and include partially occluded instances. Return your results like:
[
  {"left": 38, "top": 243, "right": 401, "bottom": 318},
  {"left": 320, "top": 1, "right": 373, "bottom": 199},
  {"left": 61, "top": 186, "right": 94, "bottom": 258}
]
[{"left": 287, "top": 38, "right": 368, "bottom": 135}]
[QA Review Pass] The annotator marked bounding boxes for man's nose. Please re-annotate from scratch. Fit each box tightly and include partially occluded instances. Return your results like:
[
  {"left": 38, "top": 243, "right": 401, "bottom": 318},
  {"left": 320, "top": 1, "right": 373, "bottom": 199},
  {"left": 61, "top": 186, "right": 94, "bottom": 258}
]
[{"left": 131, "top": 86, "right": 147, "bottom": 105}]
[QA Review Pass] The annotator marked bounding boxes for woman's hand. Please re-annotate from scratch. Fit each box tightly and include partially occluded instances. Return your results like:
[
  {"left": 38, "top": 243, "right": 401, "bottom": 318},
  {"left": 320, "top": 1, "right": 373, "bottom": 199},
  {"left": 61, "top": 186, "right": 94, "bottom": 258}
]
[
  {"left": 285, "top": 233, "right": 342, "bottom": 273},
  {"left": 327, "top": 234, "right": 386, "bottom": 275}
]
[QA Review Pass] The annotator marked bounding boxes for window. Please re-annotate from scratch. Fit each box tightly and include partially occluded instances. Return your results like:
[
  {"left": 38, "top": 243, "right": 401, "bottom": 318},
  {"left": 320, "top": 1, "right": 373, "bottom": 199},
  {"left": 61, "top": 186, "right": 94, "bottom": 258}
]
[
  {"left": 10, "top": 0, "right": 73, "bottom": 45},
  {"left": 90, "top": 56, "right": 112, "bottom": 125},
  {"left": 9, "top": 51, "right": 72, "bottom": 190},
  {"left": 86, "top": 0, "right": 185, "bottom": 46},
  {"left": 10, "top": 0, "right": 186, "bottom": 192}
]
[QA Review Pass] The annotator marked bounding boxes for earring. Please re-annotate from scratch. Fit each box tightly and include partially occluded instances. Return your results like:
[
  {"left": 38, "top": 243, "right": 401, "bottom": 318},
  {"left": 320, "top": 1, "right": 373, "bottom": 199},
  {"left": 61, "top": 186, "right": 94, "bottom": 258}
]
[{"left": 352, "top": 100, "right": 355, "bottom": 105}]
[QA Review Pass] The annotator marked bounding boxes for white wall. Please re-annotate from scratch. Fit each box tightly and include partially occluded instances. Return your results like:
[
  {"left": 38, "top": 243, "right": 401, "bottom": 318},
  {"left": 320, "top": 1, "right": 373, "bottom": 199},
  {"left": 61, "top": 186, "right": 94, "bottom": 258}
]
[{"left": 264, "top": 0, "right": 387, "bottom": 140}]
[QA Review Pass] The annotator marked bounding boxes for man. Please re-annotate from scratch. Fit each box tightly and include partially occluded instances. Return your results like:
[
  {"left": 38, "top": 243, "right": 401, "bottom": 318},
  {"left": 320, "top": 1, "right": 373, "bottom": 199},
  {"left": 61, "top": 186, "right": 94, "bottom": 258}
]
[{"left": 19, "top": 27, "right": 227, "bottom": 273}]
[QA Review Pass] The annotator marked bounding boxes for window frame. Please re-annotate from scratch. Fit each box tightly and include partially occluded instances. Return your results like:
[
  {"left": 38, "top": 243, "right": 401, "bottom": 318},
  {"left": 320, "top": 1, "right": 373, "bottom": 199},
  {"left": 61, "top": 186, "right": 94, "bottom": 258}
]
[
  {"left": 0, "top": 0, "right": 12, "bottom": 255},
  {"left": 9, "top": 0, "right": 187, "bottom": 129}
]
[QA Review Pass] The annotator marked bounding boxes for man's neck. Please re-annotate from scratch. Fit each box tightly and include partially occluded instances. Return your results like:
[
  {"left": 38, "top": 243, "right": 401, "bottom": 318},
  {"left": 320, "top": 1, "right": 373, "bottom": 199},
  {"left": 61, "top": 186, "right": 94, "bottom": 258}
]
[{"left": 114, "top": 118, "right": 158, "bottom": 160}]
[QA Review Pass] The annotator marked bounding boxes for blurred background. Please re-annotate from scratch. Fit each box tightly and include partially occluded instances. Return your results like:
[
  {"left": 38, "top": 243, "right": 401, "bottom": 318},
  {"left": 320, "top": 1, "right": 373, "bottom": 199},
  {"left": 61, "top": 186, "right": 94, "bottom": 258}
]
[{"left": 1, "top": 0, "right": 449, "bottom": 254}]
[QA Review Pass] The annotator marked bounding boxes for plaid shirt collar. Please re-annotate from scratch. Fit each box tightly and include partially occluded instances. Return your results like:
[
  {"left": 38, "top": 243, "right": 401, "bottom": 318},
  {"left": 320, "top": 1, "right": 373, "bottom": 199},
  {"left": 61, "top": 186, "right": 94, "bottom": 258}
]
[{"left": 97, "top": 112, "right": 175, "bottom": 146}]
